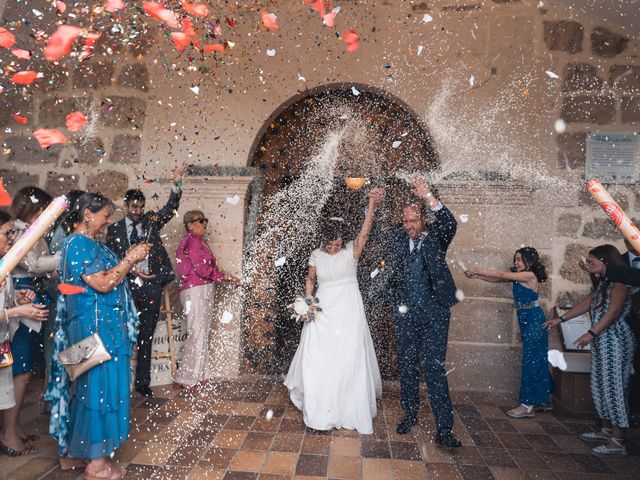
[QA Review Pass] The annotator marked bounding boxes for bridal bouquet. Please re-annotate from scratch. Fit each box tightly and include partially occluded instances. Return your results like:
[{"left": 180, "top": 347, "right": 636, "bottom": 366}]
[{"left": 288, "top": 295, "right": 322, "bottom": 323}]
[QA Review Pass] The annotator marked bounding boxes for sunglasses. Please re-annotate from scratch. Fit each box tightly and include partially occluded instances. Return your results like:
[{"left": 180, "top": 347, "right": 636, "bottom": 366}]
[{"left": 191, "top": 217, "right": 208, "bottom": 224}]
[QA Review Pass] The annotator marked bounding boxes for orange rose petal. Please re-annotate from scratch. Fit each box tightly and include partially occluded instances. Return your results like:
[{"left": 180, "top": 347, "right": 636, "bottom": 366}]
[
  {"left": 0, "top": 179, "right": 12, "bottom": 207},
  {"left": 343, "top": 28, "right": 359, "bottom": 53},
  {"left": 104, "top": 0, "right": 125, "bottom": 13},
  {"left": 261, "top": 11, "right": 278, "bottom": 31},
  {"left": 182, "top": 0, "right": 208, "bottom": 17},
  {"left": 323, "top": 12, "right": 336, "bottom": 27},
  {"left": 11, "top": 48, "right": 31, "bottom": 59},
  {"left": 203, "top": 44, "right": 225, "bottom": 53},
  {"left": 56, "top": 1, "right": 67, "bottom": 13},
  {"left": 181, "top": 18, "right": 199, "bottom": 47},
  {"left": 170, "top": 32, "right": 191, "bottom": 52},
  {"left": 0, "top": 27, "right": 16, "bottom": 49},
  {"left": 311, "top": 0, "right": 325, "bottom": 15},
  {"left": 66, "top": 111, "right": 87, "bottom": 132},
  {"left": 13, "top": 114, "right": 28, "bottom": 124},
  {"left": 44, "top": 25, "right": 82, "bottom": 61},
  {"left": 11, "top": 71, "right": 39, "bottom": 85},
  {"left": 143, "top": 2, "right": 179, "bottom": 29},
  {"left": 33, "top": 129, "right": 67, "bottom": 148}
]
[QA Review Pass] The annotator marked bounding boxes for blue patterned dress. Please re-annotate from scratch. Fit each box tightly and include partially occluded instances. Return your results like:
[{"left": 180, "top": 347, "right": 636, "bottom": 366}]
[
  {"left": 46, "top": 234, "right": 138, "bottom": 459},
  {"left": 590, "top": 280, "right": 636, "bottom": 428}
]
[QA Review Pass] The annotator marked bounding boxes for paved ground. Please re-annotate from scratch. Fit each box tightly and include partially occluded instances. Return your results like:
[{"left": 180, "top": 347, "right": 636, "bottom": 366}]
[{"left": 2, "top": 378, "right": 640, "bottom": 480}]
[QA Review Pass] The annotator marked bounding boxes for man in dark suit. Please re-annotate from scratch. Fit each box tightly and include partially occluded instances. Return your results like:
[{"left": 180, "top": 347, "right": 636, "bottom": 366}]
[
  {"left": 106, "top": 166, "right": 185, "bottom": 397},
  {"left": 375, "top": 178, "right": 460, "bottom": 446}
]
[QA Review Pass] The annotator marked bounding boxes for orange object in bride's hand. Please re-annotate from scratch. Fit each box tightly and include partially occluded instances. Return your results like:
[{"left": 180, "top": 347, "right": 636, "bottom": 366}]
[{"left": 344, "top": 177, "right": 369, "bottom": 190}]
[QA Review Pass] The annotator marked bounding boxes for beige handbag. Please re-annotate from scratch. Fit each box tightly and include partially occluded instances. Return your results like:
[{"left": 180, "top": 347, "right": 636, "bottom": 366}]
[{"left": 58, "top": 332, "right": 111, "bottom": 381}]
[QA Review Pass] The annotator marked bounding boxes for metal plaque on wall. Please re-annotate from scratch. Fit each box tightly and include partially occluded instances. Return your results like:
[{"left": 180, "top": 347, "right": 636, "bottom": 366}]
[{"left": 586, "top": 132, "right": 640, "bottom": 184}]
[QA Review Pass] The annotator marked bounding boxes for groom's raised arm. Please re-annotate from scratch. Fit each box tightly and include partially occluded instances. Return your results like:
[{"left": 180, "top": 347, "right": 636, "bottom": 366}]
[{"left": 431, "top": 204, "right": 457, "bottom": 252}]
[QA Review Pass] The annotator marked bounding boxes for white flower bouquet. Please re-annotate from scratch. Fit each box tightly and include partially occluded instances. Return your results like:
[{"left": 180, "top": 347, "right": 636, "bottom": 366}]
[{"left": 288, "top": 295, "right": 322, "bottom": 323}]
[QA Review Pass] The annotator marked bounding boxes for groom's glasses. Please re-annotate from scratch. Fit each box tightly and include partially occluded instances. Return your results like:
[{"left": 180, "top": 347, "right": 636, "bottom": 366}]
[{"left": 191, "top": 217, "right": 208, "bottom": 224}]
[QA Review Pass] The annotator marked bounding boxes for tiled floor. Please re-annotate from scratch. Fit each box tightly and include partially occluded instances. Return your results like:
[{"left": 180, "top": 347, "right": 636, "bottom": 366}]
[{"left": 2, "top": 378, "right": 640, "bottom": 480}]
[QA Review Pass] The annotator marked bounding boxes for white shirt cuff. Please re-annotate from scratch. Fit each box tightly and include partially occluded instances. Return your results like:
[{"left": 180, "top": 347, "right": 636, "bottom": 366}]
[
  {"left": 429, "top": 202, "right": 443, "bottom": 212},
  {"left": 172, "top": 184, "right": 181, "bottom": 194}
]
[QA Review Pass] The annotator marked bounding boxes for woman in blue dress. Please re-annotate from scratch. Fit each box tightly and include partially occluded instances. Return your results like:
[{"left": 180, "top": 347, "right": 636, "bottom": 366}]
[
  {"left": 465, "top": 247, "right": 551, "bottom": 418},
  {"left": 46, "top": 193, "right": 150, "bottom": 479}
]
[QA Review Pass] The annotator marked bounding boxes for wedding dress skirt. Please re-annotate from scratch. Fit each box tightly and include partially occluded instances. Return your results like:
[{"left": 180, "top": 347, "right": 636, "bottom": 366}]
[{"left": 284, "top": 242, "right": 382, "bottom": 434}]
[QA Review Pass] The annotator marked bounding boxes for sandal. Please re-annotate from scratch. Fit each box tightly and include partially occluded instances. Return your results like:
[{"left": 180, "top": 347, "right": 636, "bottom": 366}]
[
  {"left": 84, "top": 463, "right": 126, "bottom": 480},
  {"left": 20, "top": 434, "right": 40, "bottom": 443},
  {"left": 593, "top": 437, "right": 627, "bottom": 457},
  {"left": 579, "top": 428, "right": 612, "bottom": 443},
  {"left": 0, "top": 440, "right": 37, "bottom": 457},
  {"left": 507, "top": 404, "right": 535, "bottom": 418}
]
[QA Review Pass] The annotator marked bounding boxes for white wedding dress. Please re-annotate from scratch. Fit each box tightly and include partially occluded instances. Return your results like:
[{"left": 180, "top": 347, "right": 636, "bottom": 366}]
[{"left": 284, "top": 241, "right": 382, "bottom": 434}]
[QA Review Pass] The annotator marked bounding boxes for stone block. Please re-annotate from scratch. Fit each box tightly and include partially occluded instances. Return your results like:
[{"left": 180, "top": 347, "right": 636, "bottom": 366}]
[
  {"left": 447, "top": 343, "right": 521, "bottom": 394},
  {"left": 492, "top": 0, "right": 520, "bottom": 3},
  {"left": 40, "top": 62, "right": 69, "bottom": 93},
  {"left": 582, "top": 218, "right": 620, "bottom": 240},
  {"left": 556, "top": 132, "right": 586, "bottom": 170},
  {"left": 99, "top": 97, "right": 146, "bottom": 129},
  {"left": 621, "top": 97, "right": 640, "bottom": 123},
  {"left": 557, "top": 291, "right": 588, "bottom": 309},
  {"left": 609, "top": 65, "right": 640, "bottom": 92},
  {"left": 0, "top": 169, "right": 40, "bottom": 196},
  {"left": 70, "top": 137, "right": 106, "bottom": 165},
  {"left": 579, "top": 187, "right": 628, "bottom": 210},
  {"left": 557, "top": 213, "right": 582, "bottom": 237},
  {"left": 38, "top": 97, "right": 84, "bottom": 128},
  {"left": 543, "top": 20, "right": 583, "bottom": 54},
  {"left": 560, "top": 96, "right": 615, "bottom": 124},
  {"left": 590, "top": 27, "right": 628, "bottom": 58},
  {"left": 559, "top": 244, "right": 590, "bottom": 285},
  {"left": 563, "top": 63, "right": 603, "bottom": 92},
  {"left": 488, "top": 15, "right": 533, "bottom": 63},
  {"left": 117, "top": 63, "right": 149, "bottom": 91},
  {"left": 2, "top": 135, "right": 62, "bottom": 165},
  {"left": 72, "top": 61, "right": 114, "bottom": 89},
  {"left": 44, "top": 173, "right": 79, "bottom": 197},
  {"left": 450, "top": 300, "right": 513, "bottom": 344},
  {"left": 0, "top": 93, "right": 34, "bottom": 128},
  {"left": 109, "top": 134, "right": 141, "bottom": 164},
  {"left": 86, "top": 170, "right": 129, "bottom": 200}
]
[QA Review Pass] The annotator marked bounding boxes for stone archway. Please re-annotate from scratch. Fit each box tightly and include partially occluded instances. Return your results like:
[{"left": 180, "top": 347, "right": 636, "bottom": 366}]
[{"left": 243, "top": 85, "right": 439, "bottom": 378}]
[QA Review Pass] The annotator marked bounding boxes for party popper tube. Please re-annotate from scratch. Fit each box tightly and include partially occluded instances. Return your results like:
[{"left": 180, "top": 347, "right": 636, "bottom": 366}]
[
  {"left": 586, "top": 179, "right": 640, "bottom": 252},
  {"left": 0, "top": 195, "right": 68, "bottom": 281}
]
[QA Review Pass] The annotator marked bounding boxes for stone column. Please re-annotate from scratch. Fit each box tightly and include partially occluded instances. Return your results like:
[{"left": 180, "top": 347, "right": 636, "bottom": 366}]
[{"left": 180, "top": 174, "right": 255, "bottom": 378}]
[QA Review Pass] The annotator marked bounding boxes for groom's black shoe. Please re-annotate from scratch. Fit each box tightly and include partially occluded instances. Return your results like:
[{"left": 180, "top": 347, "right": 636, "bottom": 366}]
[
  {"left": 435, "top": 431, "right": 462, "bottom": 448},
  {"left": 396, "top": 416, "right": 417, "bottom": 435}
]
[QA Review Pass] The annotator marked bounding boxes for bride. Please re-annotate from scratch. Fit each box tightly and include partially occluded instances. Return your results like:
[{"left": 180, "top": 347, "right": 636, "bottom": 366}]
[{"left": 284, "top": 188, "right": 384, "bottom": 434}]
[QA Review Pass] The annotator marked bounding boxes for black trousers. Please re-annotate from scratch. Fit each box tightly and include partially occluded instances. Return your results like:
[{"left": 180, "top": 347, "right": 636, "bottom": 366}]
[
  {"left": 132, "top": 283, "right": 163, "bottom": 388},
  {"left": 393, "top": 303, "right": 454, "bottom": 434}
]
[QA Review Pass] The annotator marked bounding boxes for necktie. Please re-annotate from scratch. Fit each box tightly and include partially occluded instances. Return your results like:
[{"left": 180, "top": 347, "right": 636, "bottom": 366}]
[{"left": 130, "top": 222, "right": 141, "bottom": 245}]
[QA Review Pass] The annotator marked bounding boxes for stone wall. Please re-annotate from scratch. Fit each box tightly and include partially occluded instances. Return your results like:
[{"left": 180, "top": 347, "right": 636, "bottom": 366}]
[{"left": 1, "top": 1, "right": 640, "bottom": 394}]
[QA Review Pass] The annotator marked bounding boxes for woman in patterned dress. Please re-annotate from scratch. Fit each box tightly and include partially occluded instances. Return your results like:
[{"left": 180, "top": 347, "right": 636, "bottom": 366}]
[{"left": 545, "top": 244, "right": 636, "bottom": 457}]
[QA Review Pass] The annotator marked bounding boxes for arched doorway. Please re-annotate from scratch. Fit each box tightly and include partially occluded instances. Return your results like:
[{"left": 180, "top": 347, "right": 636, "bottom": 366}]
[{"left": 243, "top": 85, "right": 438, "bottom": 379}]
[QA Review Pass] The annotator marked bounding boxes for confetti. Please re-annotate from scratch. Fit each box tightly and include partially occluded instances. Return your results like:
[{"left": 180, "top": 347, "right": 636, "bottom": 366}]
[
  {"left": 182, "top": 0, "right": 208, "bottom": 17},
  {"left": 274, "top": 257, "right": 286, "bottom": 267},
  {"left": 143, "top": 2, "right": 179, "bottom": 29},
  {"left": 392, "top": 140, "right": 401, "bottom": 148},
  {"left": 58, "top": 284, "right": 86, "bottom": 295},
  {"left": 203, "top": 44, "right": 225, "bottom": 53},
  {"left": 308, "top": 0, "right": 325, "bottom": 14},
  {"left": 66, "top": 111, "right": 87, "bottom": 132},
  {"left": 323, "top": 10, "right": 337, "bottom": 27},
  {"left": 554, "top": 119, "right": 566, "bottom": 133},
  {"left": 261, "top": 11, "right": 278, "bottom": 31},
  {"left": 11, "top": 49, "right": 31, "bottom": 59},
  {"left": 33, "top": 129, "right": 66, "bottom": 148},
  {"left": 547, "top": 349, "right": 567, "bottom": 371},
  {"left": 398, "top": 305, "right": 408, "bottom": 314},
  {"left": 220, "top": 310, "right": 233, "bottom": 324},
  {"left": 342, "top": 29, "right": 359, "bottom": 53},
  {"left": 171, "top": 32, "right": 191, "bottom": 52},
  {"left": 545, "top": 70, "right": 560, "bottom": 79},
  {"left": 13, "top": 114, "right": 28, "bottom": 124},
  {"left": 370, "top": 268, "right": 379, "bottom": 279},
  {"left": 266, "top": 48, "right": 276, "bottom": 56},
  {"left": 226, "top": 194, "right": 240, "bottom": 205},
  {"left": 457, "top": 261, "right": 467, "bottom": 272},
  {"left": 56, "top": 1, "right": 67, "bottom": 13},
  {"left": 455, "top": 289, "right": 465, "bottom": 301},
  {"left": 44, "top": 25, "right": 82, "bottom": 61},
  {"left": 11, "top": 71, "right": 40, "bottom": 85},
  {"left": 422, "top": 14, "right": 433, "bottom": 23},
  {"left": 184, "top": 300, "right": 192, "bottom": 315},
  {"left": 298, "top": 73, "right": 306, "bottom": 82},
  {"left": 189, "top": 85, "right": 199, "bottom": 95},
  {"left": 351, "top": 86, "right": 360, "bottom": 96},
  {"left": 459, "top": 214, "right": 469, "bottom": 223},
  {"left": 417, "top": 45, "right": 424, "bottom": 56},
  {"left": 265, "top": 409, "right": 274, "bottom": 421},
  {"left": 0, "top": 28, "right": 15, "bottom": 49},
  {"left": 104, "top": 0, "right": 125, "bottom": 13},
  {"left": 0, "top": 180, "right": 12, "bottom": 207},
  {"left": 469, "top": 75, "right": 475, "bottom": 87}
]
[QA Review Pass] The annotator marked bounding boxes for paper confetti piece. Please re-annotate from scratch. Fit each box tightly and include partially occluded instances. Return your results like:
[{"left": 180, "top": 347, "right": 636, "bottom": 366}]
[
  {"left": 417, "top": 45, "right": 424, "bottom": 56},
  {"left": 221, "top": 310, "right": 233, "bottom": 324},
  {"left": 398, "top": 305, "right": 408, "bottom": 314},
  {"left": 351, "top": 86, "right": 360, "bottom": 96},
  {"left": 298, "top": 73, "right": 306, "bottom": 81},
  {"left": 392, "top": 140, "right": 401, "bottom": 148},
  {"left": 554, "top": 118, "right": 566, "bottom": 133},
  {"left": 545, "top": 70, "right": 560, "bottom": 79},
  {"left": 104, "top": 0, "right": 125, "bottom": 12},
  {"left": 13, "top": 114, "right": 28, "bottom": 124},
  {"left": 182, "top": 0, "right": 208, "bottom": 17},
  {"left": 457, "top": 261, "right": 467, "bottom": 272},
  {"left": 274, "top": 257, "right": 286, "bottom": 267},
  {"left": 184, "top": 300, "right": 192, "bottom": 315},
  {"left": 266, "top": 48, "right": 276, "bottom": 56},
  {"left": 203, "top": 44, "right": 225, "bottom": 53},
  {"left": 11, "top": 49, "right": 31, "bottom": 59},
  {"left": 547, "top": 349, "right": 568, "bottom": 371},
  {"left": 33, "top": 129, "right": 66, "bottom": 148},
  {"left": 265, "top": 409, "right": 274, "bottom": 421},
  {"left": 323, "top": 11, "right": 337, "bottom": 27},
  {"left": 143, "top": 2, "right": 179, "bottom": 29},
  {"left": 455, "top": 289, "right": 465, "bottom": 301},
  {"left": 459, "top": 214, "right": 469, "bottom": 223},
  {"left": 261, "top": 11, "right": 278, "bottom": 31},
  {"left": 226, "top": 194, "right": 240, "bottom": 205},
  {"left": 469, "top": 75, "right": 476, "bottom": 87},
  {"left": 343, "top": 29, "right": 359, "bottom": 53},
  {"left": 44, "top": 25, "right": 82, "bottom": 61},
  {"left": 370, "top": 268, "right": 379, "bottom": 279},
  {"left": 422, "top": 14, "right": 433, "bottom": 23},
  {"left": 190, "top": 85, "right": 199, "bottom": 95},
  {"left": 0, "top": 27, "right": 16, "bottom": 49},
  {"left": 80, "top": 32, "right": 101, "bottom": 60},
  {"left": 66, "top": 111, "right": 87, "bottom": 132},
  {"left": 11, "top": 71, "right": 39, "bottom": 85},
  {"left": 0, "top": 180, "right": 12, "bottom": 207},
  {"left": 171, "top": 32, "right": 191, "bottom": 52},
  {"left": 58, "top": 283, "right": 86, "bottom": 295}
]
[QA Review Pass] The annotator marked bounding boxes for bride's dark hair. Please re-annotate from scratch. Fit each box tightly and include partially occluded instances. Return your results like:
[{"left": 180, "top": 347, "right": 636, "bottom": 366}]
[{"left": 320, "top": 218, "right": 347, "bottom": 247}]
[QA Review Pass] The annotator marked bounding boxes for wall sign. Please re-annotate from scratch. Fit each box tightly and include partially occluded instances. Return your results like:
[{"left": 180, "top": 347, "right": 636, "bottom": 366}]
[{"left": 586, "top": 132, "right": 640, "bottom": 184}]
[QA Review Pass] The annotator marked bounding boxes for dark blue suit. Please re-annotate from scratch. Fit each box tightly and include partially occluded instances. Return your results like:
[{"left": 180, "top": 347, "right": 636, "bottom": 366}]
[{"left": 378, "top": 205, "right": 458, "bottom": 434}]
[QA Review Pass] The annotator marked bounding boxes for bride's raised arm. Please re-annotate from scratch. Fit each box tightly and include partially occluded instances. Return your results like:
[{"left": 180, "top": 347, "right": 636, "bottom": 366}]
[{"left": 353, "top": 188, "right": 385, "bottom": 259}]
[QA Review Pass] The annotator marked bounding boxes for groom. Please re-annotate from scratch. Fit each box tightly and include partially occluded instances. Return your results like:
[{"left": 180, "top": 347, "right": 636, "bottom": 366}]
[{"left": 380, "top": 179, "right": 460, "bottom": 447}]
